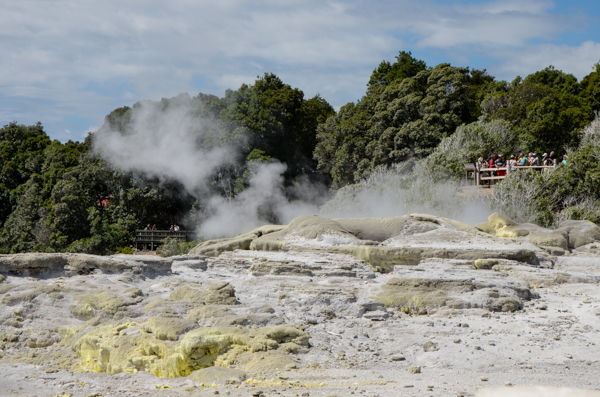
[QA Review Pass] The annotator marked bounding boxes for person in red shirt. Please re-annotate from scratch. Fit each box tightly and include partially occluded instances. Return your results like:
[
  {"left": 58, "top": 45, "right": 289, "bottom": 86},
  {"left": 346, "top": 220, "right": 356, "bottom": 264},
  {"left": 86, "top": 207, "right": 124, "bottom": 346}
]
[{"left": 488, "top": 154, "right": 497, "bottom": 177}]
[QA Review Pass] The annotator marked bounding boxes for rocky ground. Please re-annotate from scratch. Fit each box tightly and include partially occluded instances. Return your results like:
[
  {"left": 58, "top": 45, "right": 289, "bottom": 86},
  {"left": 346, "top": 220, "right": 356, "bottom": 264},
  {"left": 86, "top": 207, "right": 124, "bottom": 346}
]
[{"left": 1, "top": 213, "right": 600, "bottom": 397}]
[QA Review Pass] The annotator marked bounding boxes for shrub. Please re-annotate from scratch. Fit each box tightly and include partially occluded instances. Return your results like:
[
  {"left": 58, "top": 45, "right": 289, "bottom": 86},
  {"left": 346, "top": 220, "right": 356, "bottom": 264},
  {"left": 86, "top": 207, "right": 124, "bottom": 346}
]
[
  {"left": 486, "top": 169, "right": 556, "bottom": 226},
  {"left": 425, "top": 117, "right": 533, "bottom": 177},
  {"left": 116, "top": 246, "right": 134, "bottom": 255},
  {"left": 156, "top": 238, "right": 196, "bottom": 257}
]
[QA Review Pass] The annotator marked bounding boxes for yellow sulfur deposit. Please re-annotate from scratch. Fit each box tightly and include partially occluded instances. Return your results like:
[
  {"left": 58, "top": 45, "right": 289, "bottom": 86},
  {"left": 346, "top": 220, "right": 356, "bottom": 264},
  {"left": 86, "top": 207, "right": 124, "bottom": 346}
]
[
  {"left": 488, "top": 212, "right": 519, "bottom": 229},
  {"left": 72, "top": 323, "right": 309, "bottom": 379},
  {"left": 495, "top": 225, "right": 530, "bottom": 238}
]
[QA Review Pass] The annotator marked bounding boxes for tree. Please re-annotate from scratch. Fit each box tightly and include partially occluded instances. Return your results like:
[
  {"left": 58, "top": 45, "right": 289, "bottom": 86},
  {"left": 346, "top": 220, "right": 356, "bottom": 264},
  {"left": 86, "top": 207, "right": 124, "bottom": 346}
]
[
  {"left": 489, "top": 66, "right": 593, "bottom": 152},
  {"left": 0, "top": 122, "right": 50, "bottom": 226},
  {"left": 315, "top": 62, "right": 474, "bottom": 186},
  {"left": 580, "top": 62, "right": 600, "bottom": 112}
]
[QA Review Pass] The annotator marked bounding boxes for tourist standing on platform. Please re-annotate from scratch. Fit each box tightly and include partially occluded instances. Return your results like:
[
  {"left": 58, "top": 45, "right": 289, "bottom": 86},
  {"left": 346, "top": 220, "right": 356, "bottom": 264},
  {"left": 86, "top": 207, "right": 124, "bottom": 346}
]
[
  {"left": 478, "top": 157, "right": 490, "bottom": 185},
  {"left": 489, "top": 154, "right": 497, "bottom": 176},
  {"left": 496, "top": 154, "right": 506, "bottom": 177},
  {"left": 509, "top": 155, "right": 518, "bottom": 169}
]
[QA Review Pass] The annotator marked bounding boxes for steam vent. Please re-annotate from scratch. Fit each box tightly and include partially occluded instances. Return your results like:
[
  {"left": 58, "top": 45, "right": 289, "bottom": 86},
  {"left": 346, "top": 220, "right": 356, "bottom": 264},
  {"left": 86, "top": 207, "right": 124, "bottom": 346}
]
[{"left": 2, "top": 213, "right": 600, "bottom": 396}]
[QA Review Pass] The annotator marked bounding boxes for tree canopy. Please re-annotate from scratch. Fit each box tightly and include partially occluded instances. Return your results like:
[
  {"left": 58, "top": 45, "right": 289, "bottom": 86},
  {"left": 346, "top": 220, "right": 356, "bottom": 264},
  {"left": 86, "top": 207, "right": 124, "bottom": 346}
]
[{"left": 1, "top": 55, "right": 599, "bottom": 254}]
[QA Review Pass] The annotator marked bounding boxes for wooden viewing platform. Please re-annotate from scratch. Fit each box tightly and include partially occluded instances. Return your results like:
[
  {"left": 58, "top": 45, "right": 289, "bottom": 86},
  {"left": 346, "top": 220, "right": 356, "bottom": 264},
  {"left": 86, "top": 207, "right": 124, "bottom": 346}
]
[
  {"left": 134, "top": 230, "right": 187, "bottom": 251},
  {"left": 463, "top": 163, "right": 556, "bottom": 187}
]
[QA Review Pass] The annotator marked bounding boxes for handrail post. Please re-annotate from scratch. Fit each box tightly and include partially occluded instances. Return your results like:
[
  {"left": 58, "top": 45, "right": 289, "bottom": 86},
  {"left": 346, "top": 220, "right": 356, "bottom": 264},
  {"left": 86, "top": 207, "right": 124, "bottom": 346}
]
[{"left": 475, "top": 162, "right": 480, "bottom": 186}]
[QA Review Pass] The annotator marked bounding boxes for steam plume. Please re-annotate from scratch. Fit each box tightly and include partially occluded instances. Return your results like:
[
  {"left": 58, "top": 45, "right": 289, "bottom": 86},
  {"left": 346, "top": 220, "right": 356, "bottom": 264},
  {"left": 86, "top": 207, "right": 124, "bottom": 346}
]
[{"left": 93, "top": 98, "right": 490, "bottom": 239}]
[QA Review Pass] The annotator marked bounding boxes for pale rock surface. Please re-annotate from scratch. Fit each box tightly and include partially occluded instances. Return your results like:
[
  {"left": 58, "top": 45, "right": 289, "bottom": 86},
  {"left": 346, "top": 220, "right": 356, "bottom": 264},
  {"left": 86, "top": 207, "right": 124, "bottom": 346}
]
[{"left": 1, "top": 214, "right": 600, "bottom": 396}]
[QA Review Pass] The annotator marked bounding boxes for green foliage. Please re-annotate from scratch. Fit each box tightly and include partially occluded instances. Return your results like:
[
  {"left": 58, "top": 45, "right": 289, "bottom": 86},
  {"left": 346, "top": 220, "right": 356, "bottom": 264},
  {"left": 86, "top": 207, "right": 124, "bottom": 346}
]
[
  {"left": 0, "top": 122, "right": 51, "bottom": 226},
  {"left": 486, "top": 169, "right": 556, "bottom": 227},
  {"left": 486, "top": 66, "right": 594, "bottom": 152},
  {"left": 367, "top": 51, "right": 427, "bottom": 93},
  {"left": 156, "top": 238, "right": 196, "bottom": 257},
  {"left": 425, "top": 118, "right": 533, "bottom": 177},
  {"left": 317, "top": 57, "right": 599, "bottom": 187},
  {"left": 487, "top": 115, "right": 600, "bottom": 227},
  {"left": 316, "top": 61, "right": 475, "bottom": 186},
  {"left": 580, "top": 62, "right": 600, "bottom": 112},
  {"left": 3, "top": 55, "right": 600, "bottom": 253},
  {"left": 116, "top": 246, "right": 134, "bottom": 255}
]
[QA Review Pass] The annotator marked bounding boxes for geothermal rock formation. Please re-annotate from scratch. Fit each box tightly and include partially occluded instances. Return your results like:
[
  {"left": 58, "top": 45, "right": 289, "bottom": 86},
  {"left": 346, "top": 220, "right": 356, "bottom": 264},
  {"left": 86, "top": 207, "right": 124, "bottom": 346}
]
[{"left": 1, "top": 213, "right": 600, "bottom": 396}]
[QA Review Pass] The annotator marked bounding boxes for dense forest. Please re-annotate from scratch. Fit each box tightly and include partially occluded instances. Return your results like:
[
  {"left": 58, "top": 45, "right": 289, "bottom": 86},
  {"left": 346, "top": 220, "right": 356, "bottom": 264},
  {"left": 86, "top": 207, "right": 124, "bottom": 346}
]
[{"left": 1, "top": 52, "right": 599, "bottom": 254}]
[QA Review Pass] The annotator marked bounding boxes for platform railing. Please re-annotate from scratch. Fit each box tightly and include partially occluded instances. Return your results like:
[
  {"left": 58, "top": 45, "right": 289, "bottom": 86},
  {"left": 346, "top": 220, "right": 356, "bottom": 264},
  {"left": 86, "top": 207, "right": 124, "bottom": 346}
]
[
  {"left": 134, "top": 230, "right": 187, "bottom": 250},
  {"left": 474, "top": 163, "right": 556, "bottom": 186}
]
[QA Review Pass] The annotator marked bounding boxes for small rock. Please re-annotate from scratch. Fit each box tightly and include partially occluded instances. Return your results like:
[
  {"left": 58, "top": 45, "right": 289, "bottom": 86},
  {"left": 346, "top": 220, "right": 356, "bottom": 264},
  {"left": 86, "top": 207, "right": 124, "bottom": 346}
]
[
  {"left": 474, "top": 346, "right": 482, "bottom": 350},
  {"left": 408, "top": 366, "right": 421, "bottom": 374},
  {"left": 481, "top": 312, "right": 491, "bottom": 318},
  {"left": 301, "top": 393, "right": 310, "bottom": 397},
  {"left": 391, "top": 354, "right": 405, "bottom": 361},
  {"left": 363, "top": 310, "right": 389, "bottom": 321},
  {"left": 526, "top": 364, "right": 532, "bottom": 369},
  {"left": 404, "top": 385, "right": 414, "bottom": 388},
  {"left": 537, "top": 305, "right": 548, "bottom": 310},
  {"left": 461, "top": 323, "right": 469, "bottom": 328},
  {"left": 505, "top": 382, "right": 513, "bottom": 387},
  {"left": 480, "top": 376, "right": 488, "bottom": 381},
  {"left": 423, "top": 341, "right": 439, "bottom": 352},
  {"left": 285, "top": 363, "right": 297, "bottom": 370},
  {"left": 453, "top": 339, "right": 461, "bottom": 344},
  {"left": 488, "top": 341, "right": 496, "bottom": 346},
  {"left": 565, "top": 354, "right": 573, "bottom": 359}
]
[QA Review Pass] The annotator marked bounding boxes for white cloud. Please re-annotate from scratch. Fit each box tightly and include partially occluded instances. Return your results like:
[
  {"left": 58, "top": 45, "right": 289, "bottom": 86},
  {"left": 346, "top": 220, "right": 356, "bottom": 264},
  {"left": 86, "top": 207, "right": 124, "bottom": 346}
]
[
  {"left": 0, "top": 0, "right": 597, "bottom": 141},
  {"left": 496, "top": 40, "right": 600, "bottom": 80}
]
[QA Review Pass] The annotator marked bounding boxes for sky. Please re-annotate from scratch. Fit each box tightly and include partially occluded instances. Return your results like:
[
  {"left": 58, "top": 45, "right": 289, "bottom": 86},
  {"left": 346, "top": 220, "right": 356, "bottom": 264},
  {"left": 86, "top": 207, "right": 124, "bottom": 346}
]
[{"left": 1, "top": 0, "right": 599, "bottom": 142}]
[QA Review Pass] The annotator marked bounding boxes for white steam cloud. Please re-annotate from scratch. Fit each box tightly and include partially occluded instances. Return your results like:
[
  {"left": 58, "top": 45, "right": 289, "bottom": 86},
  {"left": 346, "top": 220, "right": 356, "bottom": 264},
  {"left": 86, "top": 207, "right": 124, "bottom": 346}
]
[
  {"left": 92, "top": 99, "right": 324, "bottom": 237},
  {"left": 199, "top": 162, "right": 321, "bottom": 237},
  {"left": 93, "top": 99, "right": 240, "bottom": 195},
  {"left": 94, "top": 99, "right": 490, "bottom": 239}
]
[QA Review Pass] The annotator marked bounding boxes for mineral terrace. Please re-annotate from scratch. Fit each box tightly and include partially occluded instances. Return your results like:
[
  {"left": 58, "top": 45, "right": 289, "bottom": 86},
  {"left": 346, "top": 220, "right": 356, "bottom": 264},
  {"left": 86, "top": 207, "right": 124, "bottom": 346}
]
[{"left": 1, "top": 213, "right": 600, "bottom": 397}]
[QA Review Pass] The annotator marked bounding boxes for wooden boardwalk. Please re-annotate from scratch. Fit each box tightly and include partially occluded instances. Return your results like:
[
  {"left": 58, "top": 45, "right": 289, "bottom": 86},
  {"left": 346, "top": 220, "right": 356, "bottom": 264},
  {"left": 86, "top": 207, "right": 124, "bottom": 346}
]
[
  {"left": 464, "top": 163, "right": 556, "bottom": 187},
  {"left": 134, "top": 230, "right": 187, "bottom": 250}
]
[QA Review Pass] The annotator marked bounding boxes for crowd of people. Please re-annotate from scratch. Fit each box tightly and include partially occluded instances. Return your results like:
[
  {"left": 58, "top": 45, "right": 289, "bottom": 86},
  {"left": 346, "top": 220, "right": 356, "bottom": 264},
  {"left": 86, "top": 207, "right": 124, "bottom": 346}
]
[
  {"left": 477, "top": 151, "right": 568, "bottom": 184},
  {"left": 143, "top": 224, "right": 181, "bottom": 231}
]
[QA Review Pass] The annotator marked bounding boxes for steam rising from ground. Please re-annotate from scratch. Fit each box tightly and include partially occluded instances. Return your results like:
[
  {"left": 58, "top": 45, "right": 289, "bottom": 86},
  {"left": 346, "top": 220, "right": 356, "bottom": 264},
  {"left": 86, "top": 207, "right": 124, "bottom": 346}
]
[
  {"left": 199, "top": 161, "right": 321, "bottom": 237},
  {"left": 321, "top": 163, "right": 492, "bottom": 226},
  {"left": 94, "top": 100, "right": 490, "bottom": 238},
  {"left": 93, "top": 99, "right": 240, "bottom": 195}
]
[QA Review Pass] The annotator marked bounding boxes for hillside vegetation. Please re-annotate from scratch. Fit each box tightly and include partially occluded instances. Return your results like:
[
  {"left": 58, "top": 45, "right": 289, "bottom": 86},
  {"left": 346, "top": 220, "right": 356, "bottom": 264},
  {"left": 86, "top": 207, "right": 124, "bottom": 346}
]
[{"left": 1, "top": 53, "right": 599, "bottom": 254}]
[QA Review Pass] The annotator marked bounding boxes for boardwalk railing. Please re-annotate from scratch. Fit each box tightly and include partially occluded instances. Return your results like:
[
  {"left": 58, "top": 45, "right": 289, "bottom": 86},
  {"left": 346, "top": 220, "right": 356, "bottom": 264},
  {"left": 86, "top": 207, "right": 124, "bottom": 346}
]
[
  {"left": 134, "top": 230, "right": 187, "bottom": 251},
  {"left": 474, "top": 163, "right": 556, "bottom": 186}
]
